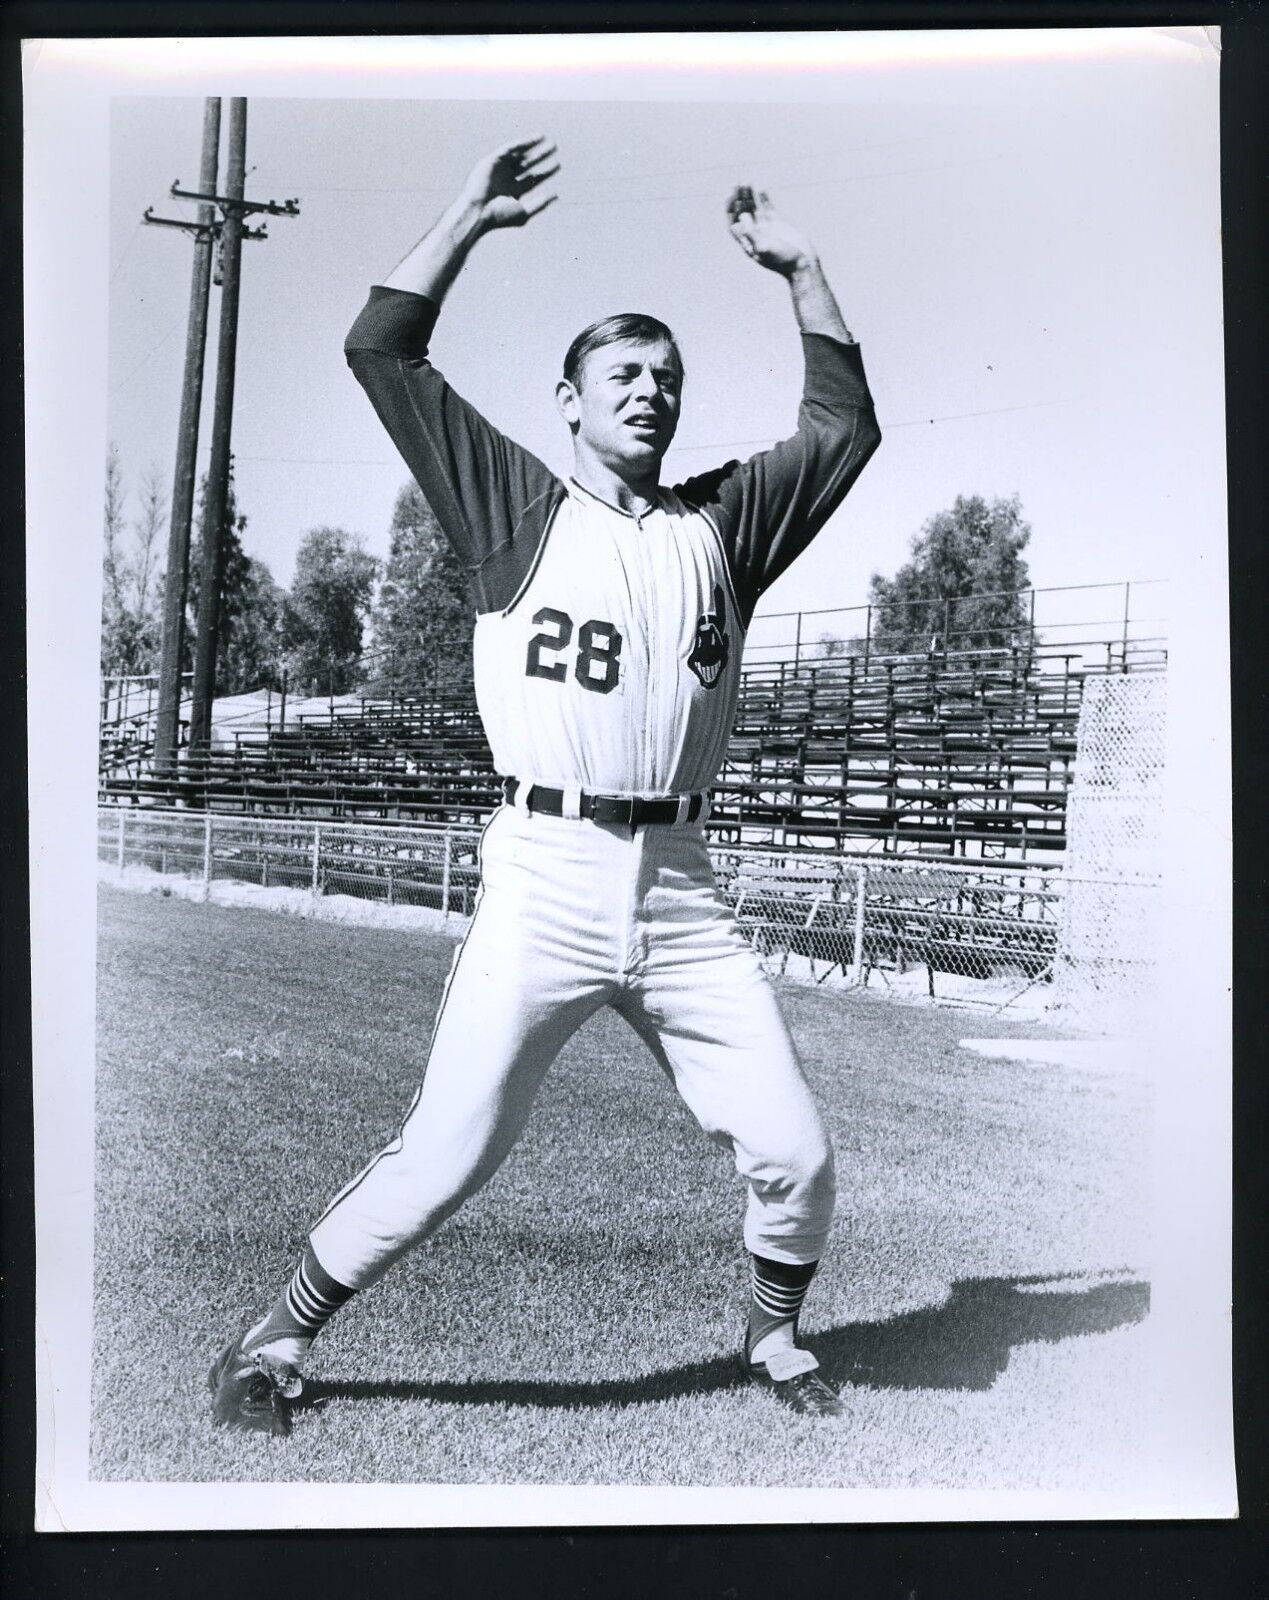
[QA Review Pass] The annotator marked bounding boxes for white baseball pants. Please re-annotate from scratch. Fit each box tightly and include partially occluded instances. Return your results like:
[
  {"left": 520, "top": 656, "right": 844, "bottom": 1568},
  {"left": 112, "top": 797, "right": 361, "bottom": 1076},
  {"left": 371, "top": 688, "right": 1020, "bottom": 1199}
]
[{"left": 308, "top": 803, "right": 836, "bottom": 1290}]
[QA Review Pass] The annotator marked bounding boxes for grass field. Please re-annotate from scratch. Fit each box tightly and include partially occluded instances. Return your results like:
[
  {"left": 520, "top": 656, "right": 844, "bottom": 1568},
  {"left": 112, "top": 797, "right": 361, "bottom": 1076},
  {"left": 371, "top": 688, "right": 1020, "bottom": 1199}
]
[{"left": 94, "top": 881, "right": 1151, "bottom": 1490}]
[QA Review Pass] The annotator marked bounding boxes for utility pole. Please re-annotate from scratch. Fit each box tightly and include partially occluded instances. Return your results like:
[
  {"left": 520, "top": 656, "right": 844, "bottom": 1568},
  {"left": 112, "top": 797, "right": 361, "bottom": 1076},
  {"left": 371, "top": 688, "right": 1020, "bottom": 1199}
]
[
  {"left": 152, "top": 97, "right": 221, "bottom": 773},
  {"left": 144, "top": 98, "right": 299, "bottom": 765},
  {"left": 186, "top": 98, "right": 300, "bottom": 753},
  {"left": 189, "top": 99, "right": 247, "bottom": 755}
]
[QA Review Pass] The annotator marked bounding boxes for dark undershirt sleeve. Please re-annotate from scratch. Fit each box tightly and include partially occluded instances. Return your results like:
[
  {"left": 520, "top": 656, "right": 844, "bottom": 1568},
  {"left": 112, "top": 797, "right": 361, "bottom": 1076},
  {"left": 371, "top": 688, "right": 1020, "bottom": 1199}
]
[
  {"left": 674, "top": 335, "right": 882, "bottom": 627},
  {"left": 344, "top": 286, "right": 563, "bottom": 614}
]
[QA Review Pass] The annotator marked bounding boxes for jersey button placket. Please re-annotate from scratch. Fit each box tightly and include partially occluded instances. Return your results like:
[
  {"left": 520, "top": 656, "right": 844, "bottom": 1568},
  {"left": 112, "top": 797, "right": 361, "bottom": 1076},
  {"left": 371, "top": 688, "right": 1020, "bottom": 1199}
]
[
  {"left": 627, "top": 504, "right": 656, "bottom": 984},
  {"left": 638, "top": 508, "right": 658, "bottom": 796}
]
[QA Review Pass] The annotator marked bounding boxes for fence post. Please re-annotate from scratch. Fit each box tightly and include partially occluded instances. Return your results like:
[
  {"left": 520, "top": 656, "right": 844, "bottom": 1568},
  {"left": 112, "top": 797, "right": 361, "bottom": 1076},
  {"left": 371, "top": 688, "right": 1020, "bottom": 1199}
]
[
  {"left": 849, "top": 863, "right": 867, "bottom": 984},
  {"left": 117, "top": 809, "right": 126, "bottom": 871},
  {"left": 441, "top": 829, "right": 452, "bottom": 917},
  {"left": 794, "top": 612, "right": 802, "bottom": 670},
  {"left": 202, "top": 813, "right": 213, "bottom": 900},
  {"left": 311, "top": 824, "right": 322, "bottom": 901}
]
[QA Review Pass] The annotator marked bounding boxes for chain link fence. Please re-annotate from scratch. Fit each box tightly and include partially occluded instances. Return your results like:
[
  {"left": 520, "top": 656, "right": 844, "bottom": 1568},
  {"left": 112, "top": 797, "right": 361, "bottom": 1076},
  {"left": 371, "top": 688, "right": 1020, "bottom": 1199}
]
[
  {"left": 1048, "top": 673, "right": 1166, "bottom": 1034},
  {"left": 712, "top": 845, "right": 1060, "bottom": 1001},
  {"left": 99, "top": 807, "right": 1070, "bottom": 1011}
]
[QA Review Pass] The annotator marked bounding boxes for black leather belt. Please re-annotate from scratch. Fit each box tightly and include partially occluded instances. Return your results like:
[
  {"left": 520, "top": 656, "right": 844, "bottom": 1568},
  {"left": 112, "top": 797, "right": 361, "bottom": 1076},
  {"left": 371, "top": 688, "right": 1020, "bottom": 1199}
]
[{"left": 503, "top": 777, "right": 704, "bottom": 827}]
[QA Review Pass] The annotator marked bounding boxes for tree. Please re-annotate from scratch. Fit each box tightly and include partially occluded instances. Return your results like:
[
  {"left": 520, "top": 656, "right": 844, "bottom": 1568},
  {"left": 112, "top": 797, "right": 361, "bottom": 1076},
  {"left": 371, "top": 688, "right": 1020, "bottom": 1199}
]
[
  {"left": 186, "top": 465, "right": 286, "bottom": 694},
  {"left": 868, "top": 493, "right": 1032, "bottom": 655},
  {"left": 370, "top": 482, "right": 474, "bottom": 693},
  {"left": 100, "top": 448, "right": 168, "bottom": 682},
  {"left": 220, "top": 559, "right": 286, "bottom": 694},
  {"left": 132, "top": 468, "right": 166, "bottom": 629},
  {"left": 283, "top": 526, "right": 379, "bottom": 694},
  {"left": 100, "top": 444, "right": 129, "bottom": 677},
  {"left": 123, "top": 467, "right": 167, "bottom": 676}
]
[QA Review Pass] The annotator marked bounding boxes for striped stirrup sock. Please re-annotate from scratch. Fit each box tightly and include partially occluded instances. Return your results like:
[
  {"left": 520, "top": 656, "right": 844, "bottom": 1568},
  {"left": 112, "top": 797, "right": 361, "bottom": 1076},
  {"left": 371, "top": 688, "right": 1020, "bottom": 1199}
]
[
  {"left": 245, "top": 1243, "right": 356, "bottom": 1356},
  {"left": 746, "top": 1254, "right": 819, "bottom": 1365}
]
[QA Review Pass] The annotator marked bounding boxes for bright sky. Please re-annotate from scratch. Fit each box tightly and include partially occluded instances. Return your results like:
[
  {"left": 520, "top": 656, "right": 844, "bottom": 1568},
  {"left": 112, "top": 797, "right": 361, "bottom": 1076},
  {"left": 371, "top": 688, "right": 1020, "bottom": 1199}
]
[{"left": 106, "top": 35, "right": 1222, "bottom": 648}]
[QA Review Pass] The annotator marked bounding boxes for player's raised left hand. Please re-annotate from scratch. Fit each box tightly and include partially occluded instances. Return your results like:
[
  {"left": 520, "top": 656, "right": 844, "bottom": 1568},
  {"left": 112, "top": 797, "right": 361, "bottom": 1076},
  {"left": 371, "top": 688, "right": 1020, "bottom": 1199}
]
[{"left": 726, "top": 187, "right": 817, "bottom": 277}]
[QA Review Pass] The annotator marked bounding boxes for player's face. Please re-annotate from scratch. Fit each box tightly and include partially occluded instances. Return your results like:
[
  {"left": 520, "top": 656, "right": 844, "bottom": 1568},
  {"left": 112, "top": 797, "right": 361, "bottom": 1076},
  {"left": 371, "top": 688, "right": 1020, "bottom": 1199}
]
[{"left": 557, "top": 338, "right": 683, "bottom": 471}]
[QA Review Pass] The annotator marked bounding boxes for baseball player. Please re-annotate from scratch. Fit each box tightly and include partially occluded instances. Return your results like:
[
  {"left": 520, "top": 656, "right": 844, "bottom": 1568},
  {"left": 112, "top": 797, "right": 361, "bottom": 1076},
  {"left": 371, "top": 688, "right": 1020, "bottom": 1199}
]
[{"left": 210, "top": 137, "right": 880, "bottom": 1433}]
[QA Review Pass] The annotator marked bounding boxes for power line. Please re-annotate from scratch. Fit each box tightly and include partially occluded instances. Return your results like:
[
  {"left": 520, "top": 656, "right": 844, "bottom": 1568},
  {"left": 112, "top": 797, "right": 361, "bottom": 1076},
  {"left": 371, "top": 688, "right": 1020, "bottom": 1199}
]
[
  {"left": 109, "top": 314, "right": 186, "bottom": 394},
  {"left": 558, "top": 134, "right": 935, "bottom": 188},
  {"left": 559, "top": 152, "right": 1006, "bottom": 209},
  {"left": 293, "top": 152, "right": 1005, "bottom": 210},
  {"left": 195, "top": 396, "right": 1073, "bottom": 473},
  {"left": 881, "top": 397, "right": 1075, "bottom": 431},
  {"left": 109, "top": 220, "right": 144, "bottom": 284},
  {"left": 222, "top": 452, "right": 400, "bottom": 467},
  {"left": 665, "top": 397, "right": 1074, "bottom": 455},
  {"left": 246, "top": 134, "right": 940, "bottom": 198}
]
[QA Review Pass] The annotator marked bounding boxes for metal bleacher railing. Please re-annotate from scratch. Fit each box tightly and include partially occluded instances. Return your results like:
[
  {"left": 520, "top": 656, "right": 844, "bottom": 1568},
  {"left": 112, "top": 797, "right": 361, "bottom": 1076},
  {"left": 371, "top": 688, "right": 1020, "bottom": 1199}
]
[
  {"left": 741, "top": 577, "right": 1167, "bottom": 671},
  {"left": 98, "top": 806, "right": 1063, "bottom": 1003}
]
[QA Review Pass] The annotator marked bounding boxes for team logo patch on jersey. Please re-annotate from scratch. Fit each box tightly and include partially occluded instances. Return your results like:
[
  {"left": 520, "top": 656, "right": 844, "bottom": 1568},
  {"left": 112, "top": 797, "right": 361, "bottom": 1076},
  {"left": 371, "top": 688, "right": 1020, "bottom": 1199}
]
[{"left": 687, "top": 584, "right": 730, "bottom": 689}]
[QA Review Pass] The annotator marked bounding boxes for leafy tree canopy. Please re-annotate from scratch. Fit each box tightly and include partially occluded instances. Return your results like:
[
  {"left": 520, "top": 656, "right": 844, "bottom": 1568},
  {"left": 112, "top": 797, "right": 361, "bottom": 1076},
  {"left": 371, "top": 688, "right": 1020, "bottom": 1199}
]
[
  {"left": 370, "top": 482, "right": 474, "bottom": 693},
  {"left": 100, "top": 447, "right": 168, "bottom": 681},
  {"left": 282, "top": 525, "right": 379, "bottom": 693},
  {"left": 868, "top": 493, "right": 1033, "bottom": 655}
]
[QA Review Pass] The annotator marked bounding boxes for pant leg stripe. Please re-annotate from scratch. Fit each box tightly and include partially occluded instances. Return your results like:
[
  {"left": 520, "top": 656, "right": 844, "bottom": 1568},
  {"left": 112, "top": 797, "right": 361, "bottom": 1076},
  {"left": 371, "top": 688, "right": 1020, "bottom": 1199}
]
[{"left": 311, "top": 809, "right": 498, "bottom": 1234}]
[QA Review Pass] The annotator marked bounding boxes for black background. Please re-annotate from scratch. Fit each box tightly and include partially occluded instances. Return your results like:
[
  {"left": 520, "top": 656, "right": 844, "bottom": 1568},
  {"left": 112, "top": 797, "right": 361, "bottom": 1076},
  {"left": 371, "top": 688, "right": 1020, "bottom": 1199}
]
[{"left": 3, "top": 4, "right": 1265, "bottom": 1596}]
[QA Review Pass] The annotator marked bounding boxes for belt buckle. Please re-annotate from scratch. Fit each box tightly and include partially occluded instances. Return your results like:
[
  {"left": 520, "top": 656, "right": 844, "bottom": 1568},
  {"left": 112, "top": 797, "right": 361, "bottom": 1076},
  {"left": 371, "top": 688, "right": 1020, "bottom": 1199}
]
[{"left": 591, "top": 794, "right": 634, "bottom": 827}]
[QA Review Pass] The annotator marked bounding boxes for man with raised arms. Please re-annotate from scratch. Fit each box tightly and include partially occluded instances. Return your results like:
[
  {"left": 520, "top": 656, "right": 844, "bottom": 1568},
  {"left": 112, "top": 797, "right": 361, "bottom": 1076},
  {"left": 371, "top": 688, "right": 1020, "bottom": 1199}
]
[{"left": 210, "top": 136, "right": 881, "bottom": 1435}]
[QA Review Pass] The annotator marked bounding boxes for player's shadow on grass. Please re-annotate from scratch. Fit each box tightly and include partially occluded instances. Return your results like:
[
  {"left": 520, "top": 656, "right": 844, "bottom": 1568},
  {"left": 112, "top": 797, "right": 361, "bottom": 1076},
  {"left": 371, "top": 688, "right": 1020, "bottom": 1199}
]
[{"left": 303, "top": 1271, "right": 1150, "bottom": 1412}]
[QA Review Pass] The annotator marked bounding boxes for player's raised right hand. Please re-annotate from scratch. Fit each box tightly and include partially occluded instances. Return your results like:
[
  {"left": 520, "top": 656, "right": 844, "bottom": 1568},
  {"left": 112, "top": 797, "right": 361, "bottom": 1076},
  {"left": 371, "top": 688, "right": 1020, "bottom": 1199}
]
[
  {"left": 726, "top": 187, "right": 817, "bottom": 278},
  {"left": 459, "top": 136, "right": 560, "bottom": 232}
]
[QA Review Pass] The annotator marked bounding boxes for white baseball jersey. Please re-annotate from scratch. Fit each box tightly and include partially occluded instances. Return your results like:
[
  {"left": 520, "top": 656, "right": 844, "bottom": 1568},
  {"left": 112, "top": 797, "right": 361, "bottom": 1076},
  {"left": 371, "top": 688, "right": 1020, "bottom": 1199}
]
[
  {"left": 344, "top": 287, "right": 880, "bottom": 802},
  {"left": 474, "top": 481, "right": 741, "bottom": 797}
]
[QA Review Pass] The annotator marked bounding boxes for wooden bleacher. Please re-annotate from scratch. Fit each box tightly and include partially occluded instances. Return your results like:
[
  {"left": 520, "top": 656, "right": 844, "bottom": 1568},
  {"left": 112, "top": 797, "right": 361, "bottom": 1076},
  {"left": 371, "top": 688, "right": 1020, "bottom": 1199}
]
[{"left": 99, "top": 640, "right": 1164, "bottom": 858}]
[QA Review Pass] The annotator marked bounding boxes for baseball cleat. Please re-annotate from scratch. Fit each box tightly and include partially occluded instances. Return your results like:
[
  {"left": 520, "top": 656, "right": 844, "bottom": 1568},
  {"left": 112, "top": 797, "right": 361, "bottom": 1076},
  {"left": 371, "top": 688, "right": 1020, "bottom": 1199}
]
[
  {"left": 208, "top": 1334, "right": 301, "bottom": 1437},
  {"left": 742, "top": 1347, "right": 845, "bottom": 1417}
]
